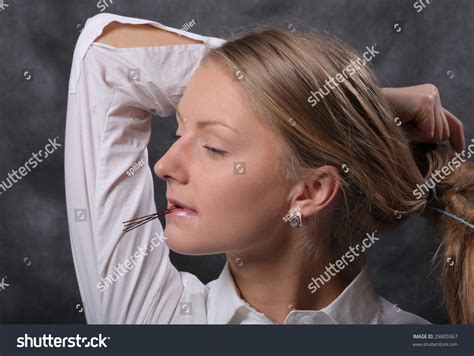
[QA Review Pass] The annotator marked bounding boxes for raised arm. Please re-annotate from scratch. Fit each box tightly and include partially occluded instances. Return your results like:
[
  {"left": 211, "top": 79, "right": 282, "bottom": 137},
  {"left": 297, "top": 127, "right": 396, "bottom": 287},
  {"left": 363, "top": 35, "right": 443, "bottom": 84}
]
[
  {"left": 95, "top": 21, "right": 203, "bottom": 47},
  {"left": 65, "top": 14, "right": 221, "bottom": 324}
]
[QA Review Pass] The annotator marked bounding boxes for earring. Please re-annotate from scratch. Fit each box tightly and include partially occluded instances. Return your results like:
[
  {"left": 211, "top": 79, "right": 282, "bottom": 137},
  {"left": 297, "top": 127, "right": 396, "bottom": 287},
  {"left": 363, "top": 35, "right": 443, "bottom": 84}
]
[{"left": 282, "top": 206, "right": 303, "bottom": 228}]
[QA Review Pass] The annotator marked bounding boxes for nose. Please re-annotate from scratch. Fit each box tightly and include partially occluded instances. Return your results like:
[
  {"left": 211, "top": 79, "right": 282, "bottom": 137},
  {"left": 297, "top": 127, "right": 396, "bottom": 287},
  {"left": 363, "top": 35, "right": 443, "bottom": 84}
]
[
  {"left": 154, "top": 160, "right": 166, "bottom": 180},
  {"left": 154, "top": 141, "right": 188, "bottom": 183}
]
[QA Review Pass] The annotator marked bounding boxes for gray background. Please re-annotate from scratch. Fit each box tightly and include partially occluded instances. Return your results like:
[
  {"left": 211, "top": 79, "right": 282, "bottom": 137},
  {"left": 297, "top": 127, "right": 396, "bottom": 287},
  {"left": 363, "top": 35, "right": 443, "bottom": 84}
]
[{"left": 0, "top": 0, "right": 472, "bottom": 323}]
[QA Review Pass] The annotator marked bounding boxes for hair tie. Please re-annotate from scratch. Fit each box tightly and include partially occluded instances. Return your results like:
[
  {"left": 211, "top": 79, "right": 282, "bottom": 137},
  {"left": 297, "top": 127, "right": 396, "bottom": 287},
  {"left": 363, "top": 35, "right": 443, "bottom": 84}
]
[{"left": 428, "top": 185, "right": 474, "bottom": 229}]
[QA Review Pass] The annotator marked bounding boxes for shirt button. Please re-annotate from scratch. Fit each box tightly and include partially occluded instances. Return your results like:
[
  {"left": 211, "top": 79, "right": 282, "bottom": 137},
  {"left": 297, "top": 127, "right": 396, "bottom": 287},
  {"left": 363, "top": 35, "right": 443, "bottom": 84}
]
[{"left": 300, "top": 315, "right": 314, "bottom": 324}]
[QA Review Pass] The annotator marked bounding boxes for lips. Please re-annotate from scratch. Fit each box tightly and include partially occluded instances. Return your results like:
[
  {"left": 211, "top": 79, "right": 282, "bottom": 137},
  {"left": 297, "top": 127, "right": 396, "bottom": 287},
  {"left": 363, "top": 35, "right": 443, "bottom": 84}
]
[{"left": 167, "top": 197, "right": 197, "bottom": 212}]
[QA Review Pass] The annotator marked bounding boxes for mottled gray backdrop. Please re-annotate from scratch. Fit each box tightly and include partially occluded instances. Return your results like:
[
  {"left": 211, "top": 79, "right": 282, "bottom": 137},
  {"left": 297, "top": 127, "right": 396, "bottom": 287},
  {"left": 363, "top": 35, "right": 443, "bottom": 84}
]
[{"left": 0, "top": 0, "right": 472, "bottom": 323}]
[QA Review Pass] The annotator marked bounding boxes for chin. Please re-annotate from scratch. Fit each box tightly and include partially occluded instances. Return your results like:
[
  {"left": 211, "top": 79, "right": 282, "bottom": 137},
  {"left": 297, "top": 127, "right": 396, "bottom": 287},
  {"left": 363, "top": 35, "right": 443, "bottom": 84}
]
[
  {"left": 165, "top": 231, "right": 201, "bottom": 255},
  {"left": 163, "top": 228, "right": 213, "bottom": 256}
]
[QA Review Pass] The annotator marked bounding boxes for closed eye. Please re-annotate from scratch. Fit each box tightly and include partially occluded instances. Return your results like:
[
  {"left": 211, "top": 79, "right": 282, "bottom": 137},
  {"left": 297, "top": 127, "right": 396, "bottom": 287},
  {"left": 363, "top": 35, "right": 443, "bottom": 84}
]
[{"left": 171, "top": 134, "right": 227, "bottom": 158}]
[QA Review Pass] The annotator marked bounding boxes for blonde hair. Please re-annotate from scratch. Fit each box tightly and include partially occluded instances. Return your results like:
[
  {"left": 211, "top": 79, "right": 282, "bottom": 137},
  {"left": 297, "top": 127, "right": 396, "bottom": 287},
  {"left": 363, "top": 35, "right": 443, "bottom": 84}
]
[{"left": 202, "top": 26, "right": 474, "bottom": 324}]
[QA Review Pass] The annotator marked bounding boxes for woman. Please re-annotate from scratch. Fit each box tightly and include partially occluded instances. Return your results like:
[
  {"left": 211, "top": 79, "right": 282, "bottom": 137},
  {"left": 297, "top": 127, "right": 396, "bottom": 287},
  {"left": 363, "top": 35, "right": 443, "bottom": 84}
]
[{"left": 65, "top": 13, "right": 472, "bottom": 324}]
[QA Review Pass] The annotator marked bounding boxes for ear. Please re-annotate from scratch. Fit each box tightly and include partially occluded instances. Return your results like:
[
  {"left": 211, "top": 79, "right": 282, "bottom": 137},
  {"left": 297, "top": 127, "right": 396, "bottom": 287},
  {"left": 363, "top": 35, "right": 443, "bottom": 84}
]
[{"left": 288, "top": 165, "right": 341, "bottom": 219}]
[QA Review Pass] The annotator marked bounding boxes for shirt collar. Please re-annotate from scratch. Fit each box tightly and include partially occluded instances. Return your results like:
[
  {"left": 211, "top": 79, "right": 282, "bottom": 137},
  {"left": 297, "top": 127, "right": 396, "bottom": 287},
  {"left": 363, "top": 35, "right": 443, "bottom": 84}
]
[
  {"left": 207, "top": 261, "right": 380, "bottom": 324},
  {"left": 207, "top": 260, "right": 248, "bottom": 324},
  {"left": 285, "top": 265, "right": 380, "bottom": 324}
]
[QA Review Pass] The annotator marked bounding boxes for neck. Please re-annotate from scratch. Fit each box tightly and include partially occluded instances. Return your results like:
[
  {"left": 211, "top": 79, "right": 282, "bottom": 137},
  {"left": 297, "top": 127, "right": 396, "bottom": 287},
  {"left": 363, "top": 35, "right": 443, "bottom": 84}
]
[{"left": 226, "top": 230, "right": 347, "bottom": 324}]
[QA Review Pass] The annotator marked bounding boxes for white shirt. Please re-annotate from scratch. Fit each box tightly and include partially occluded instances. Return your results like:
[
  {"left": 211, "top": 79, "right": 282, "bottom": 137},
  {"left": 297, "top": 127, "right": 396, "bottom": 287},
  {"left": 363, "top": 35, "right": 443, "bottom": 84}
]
[{"left": 65, "top": 12, "right": 430, "bottom": 325}]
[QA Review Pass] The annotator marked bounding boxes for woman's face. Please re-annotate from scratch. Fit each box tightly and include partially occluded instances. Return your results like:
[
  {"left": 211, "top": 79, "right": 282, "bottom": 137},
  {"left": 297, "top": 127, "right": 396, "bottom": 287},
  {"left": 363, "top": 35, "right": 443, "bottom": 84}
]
[{"left": 154, "top": 62, "right": 292, "bottom": 256}]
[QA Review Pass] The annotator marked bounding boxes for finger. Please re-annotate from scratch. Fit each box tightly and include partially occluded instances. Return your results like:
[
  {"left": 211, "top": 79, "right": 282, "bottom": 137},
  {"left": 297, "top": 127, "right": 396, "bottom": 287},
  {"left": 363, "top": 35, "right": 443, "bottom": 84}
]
[
  {"left": 444, "top": 108, "right": 465, "bottom": 153},
  {"left": 411, "top": 95, "right": 436, "bottom": 142},
  {"left": 433, "top": 89, "right": 449, "bottom": 142},
  {"left": 440, "top": 109, "right": 450, "bottom": 142}
]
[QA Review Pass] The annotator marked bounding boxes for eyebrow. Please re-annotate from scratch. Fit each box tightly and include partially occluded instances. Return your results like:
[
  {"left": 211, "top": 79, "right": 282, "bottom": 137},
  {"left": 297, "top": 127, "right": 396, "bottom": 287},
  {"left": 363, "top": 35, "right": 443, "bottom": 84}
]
[{"left": 176, "top": 108, "right": 241, "bottom": 136}]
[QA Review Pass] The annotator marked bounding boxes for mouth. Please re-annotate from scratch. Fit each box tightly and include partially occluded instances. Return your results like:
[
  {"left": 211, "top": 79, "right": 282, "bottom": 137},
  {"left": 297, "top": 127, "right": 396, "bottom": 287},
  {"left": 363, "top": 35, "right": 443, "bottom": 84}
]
[{"left": 167, "top": 197, "right": 198, "bottom": 215}]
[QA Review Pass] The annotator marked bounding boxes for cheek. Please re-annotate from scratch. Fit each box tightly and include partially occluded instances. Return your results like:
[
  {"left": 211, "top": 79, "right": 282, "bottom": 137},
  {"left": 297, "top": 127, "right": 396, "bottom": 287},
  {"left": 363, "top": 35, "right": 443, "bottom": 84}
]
[
  {"left": 164, "top": 146, "right": 288, "bottom": 254},
  {"left": 196, "top": 157, "right": 288, "bottom": 245}
]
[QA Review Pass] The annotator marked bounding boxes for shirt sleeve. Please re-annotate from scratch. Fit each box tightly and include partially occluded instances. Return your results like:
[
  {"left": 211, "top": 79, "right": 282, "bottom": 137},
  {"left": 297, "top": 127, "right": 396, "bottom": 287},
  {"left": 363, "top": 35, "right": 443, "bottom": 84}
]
[{"left": 64, "top": 13, "right": 224, "bottom": 324}]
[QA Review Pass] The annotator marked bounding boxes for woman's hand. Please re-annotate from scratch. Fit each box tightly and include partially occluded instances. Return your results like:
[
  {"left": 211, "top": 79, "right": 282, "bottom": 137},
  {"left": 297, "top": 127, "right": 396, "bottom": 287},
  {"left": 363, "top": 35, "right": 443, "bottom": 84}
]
[{"left": 382, "top": 84, "right": 465, "bottom": 153}]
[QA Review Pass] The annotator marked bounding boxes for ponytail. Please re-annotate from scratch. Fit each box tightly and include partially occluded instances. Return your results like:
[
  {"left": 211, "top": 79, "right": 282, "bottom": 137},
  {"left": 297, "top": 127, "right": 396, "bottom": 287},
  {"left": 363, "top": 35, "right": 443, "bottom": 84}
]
[{"left": 415, "top": 143, "right": 474, "bottom": 324}]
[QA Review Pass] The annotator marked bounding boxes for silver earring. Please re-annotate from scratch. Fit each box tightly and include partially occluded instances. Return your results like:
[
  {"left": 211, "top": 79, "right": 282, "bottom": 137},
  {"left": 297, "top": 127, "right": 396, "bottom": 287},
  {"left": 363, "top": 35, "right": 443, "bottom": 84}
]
[{"left": 282, "top": 206, "right": 303, "bottom": 228}]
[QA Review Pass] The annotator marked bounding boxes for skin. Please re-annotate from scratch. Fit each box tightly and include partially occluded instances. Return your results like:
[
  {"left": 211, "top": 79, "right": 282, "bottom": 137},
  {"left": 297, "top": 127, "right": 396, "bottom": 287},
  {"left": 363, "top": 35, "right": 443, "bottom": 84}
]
[
  {"left": 95, "top": 22, "right": 466, "bottom": 324},
  {"left": 382, "top": 86, "right": 465, "bottom": 153}
]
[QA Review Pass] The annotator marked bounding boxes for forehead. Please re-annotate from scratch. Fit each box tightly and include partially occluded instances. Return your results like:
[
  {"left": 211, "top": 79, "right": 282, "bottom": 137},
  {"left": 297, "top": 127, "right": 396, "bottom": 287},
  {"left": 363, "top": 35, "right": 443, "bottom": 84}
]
[{"left": 177, "top": 62, "right": 254, "bottom": 131}]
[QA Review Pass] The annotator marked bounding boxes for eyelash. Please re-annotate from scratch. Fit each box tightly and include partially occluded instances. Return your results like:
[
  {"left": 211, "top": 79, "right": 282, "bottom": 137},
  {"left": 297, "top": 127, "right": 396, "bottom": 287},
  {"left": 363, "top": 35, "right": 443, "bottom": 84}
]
[{"left": 171, "top": 135, "right": 227, "bottom": 158}]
